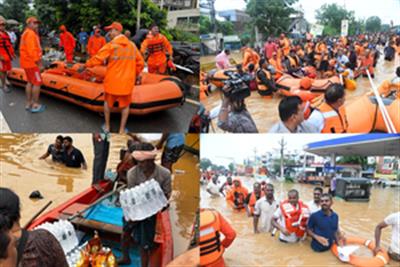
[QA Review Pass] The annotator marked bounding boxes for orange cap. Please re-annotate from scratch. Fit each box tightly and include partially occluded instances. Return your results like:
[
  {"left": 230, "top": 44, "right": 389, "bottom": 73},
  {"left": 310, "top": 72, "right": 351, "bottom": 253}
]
[
  {"left": 59, "top": 25, "right": 66, "bottom": 31},
  {"left": 26, "top": 16, "right": 41, "bottom": 24},
  {"left": 104, "top": 22, "right": 123, "bottom": 32}
]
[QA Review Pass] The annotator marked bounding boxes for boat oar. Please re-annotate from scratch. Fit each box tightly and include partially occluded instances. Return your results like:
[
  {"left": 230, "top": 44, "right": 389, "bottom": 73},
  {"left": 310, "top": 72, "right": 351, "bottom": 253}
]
[
  {"left": 67, "top": 184, "right": 127, "bottom": 221},
  {"left": 174, "top": 64, "right": 194, "bottom": 74},
  {"left": 23, "top": 200, "right": 53, "bottom": 229},
  {"left": 366, "top": 70, "right": 396, "bottom": 133}
]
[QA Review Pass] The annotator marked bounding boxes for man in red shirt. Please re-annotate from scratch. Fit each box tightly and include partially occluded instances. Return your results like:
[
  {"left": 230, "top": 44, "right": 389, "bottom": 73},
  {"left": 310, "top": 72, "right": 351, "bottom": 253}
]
[
  {"left": 0, "top": 16, "right": 15, "bottom": 93},
  {"left": 264, "top": 37, "right": 277, "bottom": 60},
  {"left": 59, "top": 25, "right": 76, "bottom": 63}
]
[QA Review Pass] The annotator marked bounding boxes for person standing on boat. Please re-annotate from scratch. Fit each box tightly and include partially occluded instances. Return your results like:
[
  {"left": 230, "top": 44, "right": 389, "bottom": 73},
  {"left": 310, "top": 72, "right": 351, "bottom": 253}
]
[
  {"left": 374, "top": 211, "right": 400, "bottom": 261},
  {"left": 0, "top": 188, "right": 68, "bottom": 267},
  {"left": 62, "top": 136, "right": 87, "bottom": 169},
  {"left": 140, "top": 24, "right": 173, "bottom": 74},
  {"left": 0, "top": 16, "right": 15, "bottom": 93},
  {"left": 19, "top": 16, "right": 45, "bottom": 113},
  {"left": 80, "top": 21, "right": 145, "bottom": 134},
  {"left": 156, "top": 133, "right": 185, "bottom": 172},
  {"left": 118, "top": 142, "right": 172, "bottom": 266},
  {"left": 59, "top": 25, "right": 76, "bottom": 63},
  {"left": 307, "top": 193, "right": 345, "bottom": 252}
]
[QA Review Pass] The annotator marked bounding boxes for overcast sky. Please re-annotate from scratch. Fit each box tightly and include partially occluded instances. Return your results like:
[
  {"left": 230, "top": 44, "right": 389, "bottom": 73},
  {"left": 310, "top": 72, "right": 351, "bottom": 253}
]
[
  {"left": 200, "top": 134, "right": 353, "bottom": 166},
  {"left": 214, "top": 0, "right": 400, "bottom": 25}
]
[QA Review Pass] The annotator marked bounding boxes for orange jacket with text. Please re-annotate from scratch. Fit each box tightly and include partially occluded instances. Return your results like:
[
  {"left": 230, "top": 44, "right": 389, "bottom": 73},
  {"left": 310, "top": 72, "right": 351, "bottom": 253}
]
[
  {"left": 140, "top": 32, "right": 173, "bottom": 66},
  {"left": 280, "top": 200, "right": 310, "bottom": 238},
  {"left": 200, "top": 209, "right": 236, "bottom": 267},
  {"left": 87, "top": 35, "right": 106, "bottom": 57},
  {"left": 226, "top": 179, "right": 248, "bottom": 210},
  {"left": 19, "top": 28, "right": 42, "bottom": 69},
  {"left": 0, "top": 31, "right": 15, "bottom": 61},
  {"left": 85, "top": 34, "right": 144, "bottom": 96},
  {"left": 59, "top": 31, "right": 76, "bottom": 52},
  {"left": 242, "top": 48, "right": 260, "bottom": 70}
]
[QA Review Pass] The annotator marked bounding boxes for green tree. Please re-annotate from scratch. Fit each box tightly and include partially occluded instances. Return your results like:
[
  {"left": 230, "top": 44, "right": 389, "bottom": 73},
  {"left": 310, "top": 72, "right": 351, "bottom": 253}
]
[
  {"left": 337, "top": 156, "right": 369, "bottom": 169},
  {"left": 365, "top": 16, "right": 382, "bottom": 33},
  {"left": 381, "top": 24, "right": 390, "bottom": 32},
  {"left": 0, "top": 0, "right": 29, "bottom": 23},
  {"left": 200, "top": 158, "right": 213, "bottom": 170},
  {"left": 316, "top": 3, "right": 355, "bottom": 36},
  {"left": 199, "top": 15, "right": 234, "bottom": 36},
  {"left": 246, "top": 0, "right": 298, "bottom": 37},
  {"left": 228, "top": 163, "right": 235, "bottom": 172}
]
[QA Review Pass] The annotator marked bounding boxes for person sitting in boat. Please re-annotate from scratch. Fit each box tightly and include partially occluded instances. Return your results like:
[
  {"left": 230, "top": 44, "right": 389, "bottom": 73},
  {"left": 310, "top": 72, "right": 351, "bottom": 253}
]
[
  {"left": 62, "top": 136, "right": 87, "bottom": 169},
  {"left": 118, "top": 142, "right": 171, "bottom": 266},
  {"left": 226, "top": 178, "right": 248, "bottom": 211},
  {"left": 256, "top": 59, "right": 279, "bottom": 98},
  {"left": 307, "top": 193, "right": 345, "bottom": 252},
  {"left": 374, "top": 211, "right": 400, "bottom": 261},
  {"left": 283, "top": 49, "right": 301, "bottom": 76},
  {"left": 245, "top": 182, "right": 264, "bottom": 217},
  {"left": 269, "top": 51, "right": 284, "bottom": 79},
  {"left": 79, "top": 21, "right": 145, "bottom": 134},
  {"left": 272, "top": 189, "right": 310, "bottom": 243},
  {"left": 307, "top": 84, "right": 348, "bottom": 133},
  {"left": 0, "top": 214, "right": 17, "bottom": 267},
  {"left": 0, "top": 188, "right": 68, "bottom": 267},
  {"left": 200, "top": 208, "right": 236, "bottom": 267},
  {"left": 269, "top": 96, "right": 318, "bottom": 133},
  {"left": 241, "top": 45, "right": 260, "bottom": 71},
  {"left": 335, "top": 49, "right": 349, "bottom": 73},
  {"left": 156, "top": 133, "right": 185, "bottom": 172},
  {"left": 39, "top": 135, "right": 64, "bottom": 163}
]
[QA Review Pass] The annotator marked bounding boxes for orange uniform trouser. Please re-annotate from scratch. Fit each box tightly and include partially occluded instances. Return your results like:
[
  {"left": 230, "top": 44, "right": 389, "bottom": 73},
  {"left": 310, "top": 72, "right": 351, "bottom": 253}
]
[
  {"left": 148, "top": 61, "right": 167, "bottom": 74},
  {"left": 204, "top": 256, "right": 225, "bottom": 267},
  {"left": 65, "top": 50, "right": 74, "bottom": 62}
]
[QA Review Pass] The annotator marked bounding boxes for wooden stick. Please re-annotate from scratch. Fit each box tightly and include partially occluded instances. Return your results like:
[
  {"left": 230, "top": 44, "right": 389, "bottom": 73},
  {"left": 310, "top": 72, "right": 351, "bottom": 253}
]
[{"left": 23, "top": 201, "right": 53, "bottom": 229}]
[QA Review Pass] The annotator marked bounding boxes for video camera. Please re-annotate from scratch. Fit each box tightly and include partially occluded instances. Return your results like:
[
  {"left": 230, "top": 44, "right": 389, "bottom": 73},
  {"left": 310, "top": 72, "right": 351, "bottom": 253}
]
[{"left": 221, "top": 71, "right": 251, "bottom": 101}]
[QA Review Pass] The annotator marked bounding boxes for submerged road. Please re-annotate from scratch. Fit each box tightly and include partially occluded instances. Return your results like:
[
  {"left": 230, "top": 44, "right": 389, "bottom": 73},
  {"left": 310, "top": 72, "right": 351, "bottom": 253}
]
[{"left": 0, "top": 87, "right": 198, "bottom": 132}]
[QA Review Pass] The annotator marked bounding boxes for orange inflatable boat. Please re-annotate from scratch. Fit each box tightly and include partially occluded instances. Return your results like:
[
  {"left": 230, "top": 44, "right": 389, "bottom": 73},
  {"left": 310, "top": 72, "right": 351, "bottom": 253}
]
[
  {"left": 8, "top": 61, "right": 185, "bottom": 115},
  {"left": 347, "top": 80, "right": 400, "bottom": 133},
  {"left": 276, "top": 74, "right": 341, "bottom": 101},
  {"left": 207, "top": 68, "right": 235, "bottom": 88}
]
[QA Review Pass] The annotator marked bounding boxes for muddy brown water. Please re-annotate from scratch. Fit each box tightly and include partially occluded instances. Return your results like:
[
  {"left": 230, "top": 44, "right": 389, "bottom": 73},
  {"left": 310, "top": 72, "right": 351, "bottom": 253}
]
[
  {"left": 201, "top": 176, "right": 400, "bottom": 266},
  {"left": 202, "top": 50, "right": 399, "bottom": 133},
  {"left": 0, "top": 134, "right": 199, "bottom": 258}
]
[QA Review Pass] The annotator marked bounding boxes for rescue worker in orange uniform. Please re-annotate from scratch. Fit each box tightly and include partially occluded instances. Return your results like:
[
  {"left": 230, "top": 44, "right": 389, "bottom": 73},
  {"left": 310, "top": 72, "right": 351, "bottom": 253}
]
[
  {"left": 256, "top": 59, "right": 286, "bottom": 98},
  {"left": 241, "top": 45, "right": 260, "bottom": 71},
  {"left": 140, "top": 24, "right": 173, "bottom": 74},
  {"left": 200, "top": 208, "right": 236, "bottom": 267},
  {"left": 245, "top": 182, "right": 264, "bottom": 216},
  {"left": 272, "top": 189, "right": 310, "bottom": 243},
  {"left": 20, "top": 16, "right": 45, "bottom": 113},
  {"left": 307, "top": 83, "right": 348, "bottom": 133},
  {"left": 59, "top": 25, "right": 76, "bottom": 63},
  {"left": 87, "top": 28, "right": 106, "bottom": 57},
  {"left": 226, "top": 178, "right": 248, "bottom": 211},
  {"left": 269, "top": 51, "right": 284, "bottom": 79},
  {"left": 80, "top": 22, "right": 145, "bottom": 133},
  {"left": 0, "top": 16, "right": 15, "bottom": 93},
  {"left": 279, "top": 33, "right": 291, "bottom": 56},
  {"left": 359, "top": 49, "right": 375, "bottom": 78}
]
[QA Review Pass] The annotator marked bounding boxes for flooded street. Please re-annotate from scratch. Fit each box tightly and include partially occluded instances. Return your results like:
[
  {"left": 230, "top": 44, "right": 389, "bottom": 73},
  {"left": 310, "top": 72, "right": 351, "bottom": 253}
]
[
  {"left": 0, "top": 134, "right": 199, "bottom": 257},
  {"left": 201, "top": 177, "right": 400, "bottom": 266},
  {"left": 202, "top": 51, "right": 399, "bottom": 133}
]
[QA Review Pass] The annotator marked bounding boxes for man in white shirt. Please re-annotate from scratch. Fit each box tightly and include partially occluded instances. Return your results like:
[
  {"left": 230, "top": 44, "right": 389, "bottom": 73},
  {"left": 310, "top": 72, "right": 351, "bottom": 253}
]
[
  {"left": 206, "top": 175, "right": 221, "bottom": 197},
  {"left": 253, "top": 183, "right": 279, "bottom": 233},
  {"left": 307, "top": 187, "right": 322, "bottom": 214},
  {"left": 335, "top": 49, "right": 349, "bottom": 73},
  {"left": 374, "top": 212, "right": 400, "bottom": 261}
]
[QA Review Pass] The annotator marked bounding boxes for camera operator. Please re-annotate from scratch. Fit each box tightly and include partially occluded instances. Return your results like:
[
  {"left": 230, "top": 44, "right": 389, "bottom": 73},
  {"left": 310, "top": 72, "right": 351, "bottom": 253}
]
[{"left": 217, "top": 73, "right": 258, "bottom": 133}]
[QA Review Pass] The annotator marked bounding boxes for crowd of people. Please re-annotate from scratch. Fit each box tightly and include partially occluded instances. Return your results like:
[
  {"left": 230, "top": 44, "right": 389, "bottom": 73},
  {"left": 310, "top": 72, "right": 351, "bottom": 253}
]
[
  {"left": 200, "top": 171, "right": 400, "bottom": 266},
  {"left": 0, "top": 15, "right": 174, "bottom": 133},
  {"left": 202, "top": 32, "right": 400, "bottom": 133}
]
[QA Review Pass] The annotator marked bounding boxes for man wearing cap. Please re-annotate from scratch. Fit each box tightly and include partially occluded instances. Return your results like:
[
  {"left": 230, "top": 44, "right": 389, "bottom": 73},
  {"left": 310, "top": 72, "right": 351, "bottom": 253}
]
[
  {"left": 140, "top": 24, "right": 173, "bottom": 74},
  {"left": 59, "top": 25, "right": 76, "bottom": 63},
  {"left": 80, "top": 22, "right": 144, "bottom": 134},
  {"left": 87, "top": 28, "right": 106, "bottom": 57},
  {"left": 0, "top": 16, "right": 15, "bottom": 93},
  {"left": 20, "top": 16, "right": 45, "bottom": 113}
]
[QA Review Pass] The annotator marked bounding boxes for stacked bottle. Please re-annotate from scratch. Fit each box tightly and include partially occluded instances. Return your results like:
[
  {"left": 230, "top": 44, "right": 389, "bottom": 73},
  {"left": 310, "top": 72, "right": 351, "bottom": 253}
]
[
  {"left": 119, "top": 179, "right": 168, "bottom": 221},
  {"left": 35, "top": 220, "right": 79, "bottom": 255}
]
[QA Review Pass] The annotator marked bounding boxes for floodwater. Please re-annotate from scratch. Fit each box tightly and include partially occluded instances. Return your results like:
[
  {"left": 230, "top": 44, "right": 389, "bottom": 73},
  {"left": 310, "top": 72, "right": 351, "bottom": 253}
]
[
  {"left": 0, "top": 134, "right": 199, "bottom": 258},
  {"left": 200, "top": 177, "right": 400, "bottom": 266},
  {"left": 202, "top": 50, "right": 399, "bottom": 133}
]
